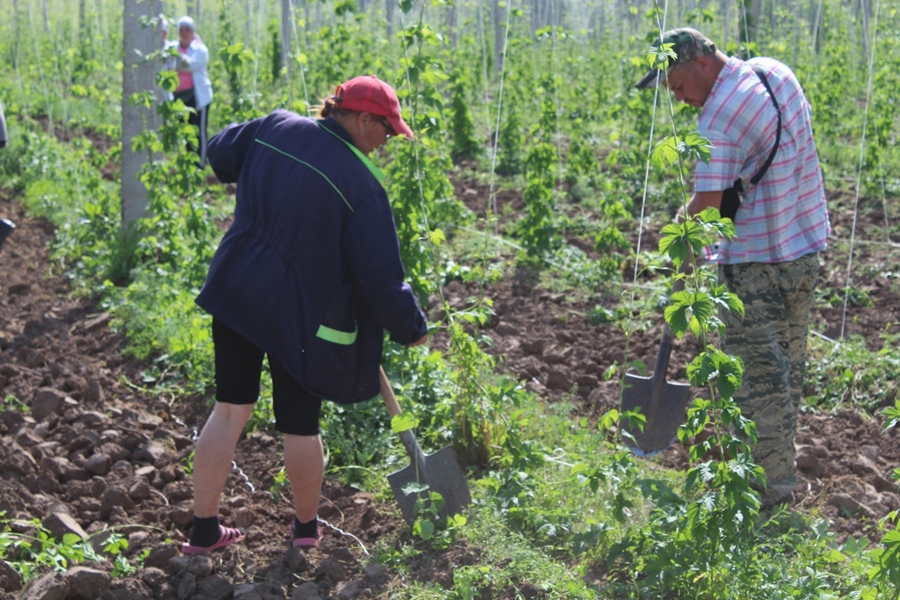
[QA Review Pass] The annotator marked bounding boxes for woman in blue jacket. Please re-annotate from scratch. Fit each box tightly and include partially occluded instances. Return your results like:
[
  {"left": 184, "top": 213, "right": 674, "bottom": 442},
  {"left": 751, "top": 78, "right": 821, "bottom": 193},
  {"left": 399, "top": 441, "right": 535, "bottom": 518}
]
[{"left": 181, "top": 75, "right": 427, "bottom": 554}]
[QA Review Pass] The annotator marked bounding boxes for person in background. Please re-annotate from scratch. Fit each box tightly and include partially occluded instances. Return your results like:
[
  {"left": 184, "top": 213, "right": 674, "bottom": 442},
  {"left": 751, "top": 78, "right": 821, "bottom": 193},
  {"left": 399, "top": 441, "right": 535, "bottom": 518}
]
[
  {"left": 635, "top": 28, "right": 830, "bottom": 509},
  {"left": 0, "top": 101, "right": 14, "bottom": 249},
  {"left": 0, "top": 100, "right": 7, "bottom": 150},
  {"left": 181, "top": 75, "right": 426, "bottom": 554},
  {"left": 162, "top": 15, "right": 213, "bottom": 168}
]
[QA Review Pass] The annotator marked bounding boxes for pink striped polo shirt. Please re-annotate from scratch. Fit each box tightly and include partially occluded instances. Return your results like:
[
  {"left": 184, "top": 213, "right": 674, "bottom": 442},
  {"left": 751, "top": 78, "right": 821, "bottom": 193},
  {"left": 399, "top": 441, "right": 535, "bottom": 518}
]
[{"left": 695, "top": 56, "right": 831, "bottom": 264}]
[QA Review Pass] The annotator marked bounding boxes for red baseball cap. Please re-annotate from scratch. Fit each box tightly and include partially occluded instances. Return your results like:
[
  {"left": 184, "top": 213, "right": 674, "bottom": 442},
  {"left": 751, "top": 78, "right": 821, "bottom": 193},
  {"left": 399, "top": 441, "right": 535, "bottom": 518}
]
[{"left": 334, "top": 75, "right": 414, "bottom": 140}]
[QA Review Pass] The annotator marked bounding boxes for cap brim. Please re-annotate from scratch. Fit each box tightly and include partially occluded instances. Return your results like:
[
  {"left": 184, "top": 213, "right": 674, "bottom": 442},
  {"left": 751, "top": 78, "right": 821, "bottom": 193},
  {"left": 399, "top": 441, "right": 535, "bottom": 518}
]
[
  {"left": 389, "top": 115, "right": 414, "bottom": 140},
  {"left": 635, "top": 69, "right": 663, "bottom": 89}
]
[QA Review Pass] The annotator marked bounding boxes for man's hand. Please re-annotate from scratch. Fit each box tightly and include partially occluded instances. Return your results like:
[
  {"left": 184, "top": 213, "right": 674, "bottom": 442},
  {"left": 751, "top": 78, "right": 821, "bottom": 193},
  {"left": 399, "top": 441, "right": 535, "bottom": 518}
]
[{"left": 680, "top": 190, "right": 724, "bottom": 222}]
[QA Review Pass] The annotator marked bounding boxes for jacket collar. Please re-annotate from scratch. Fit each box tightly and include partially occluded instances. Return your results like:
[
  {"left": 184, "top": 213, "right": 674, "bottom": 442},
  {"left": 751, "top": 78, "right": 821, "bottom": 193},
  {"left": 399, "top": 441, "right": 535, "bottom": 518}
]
[{"left": 317, "top": 117, "right": 385, "bottom": 183}]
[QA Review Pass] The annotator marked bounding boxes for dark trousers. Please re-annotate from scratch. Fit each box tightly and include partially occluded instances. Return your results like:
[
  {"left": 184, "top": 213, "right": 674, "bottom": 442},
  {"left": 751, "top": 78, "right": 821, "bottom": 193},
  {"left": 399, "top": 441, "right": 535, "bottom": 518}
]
[
  {"left": 212, "top": 318, "right": 323, "bottom": 436},
  {"left": 173, "top": 88, "right": 209, "bottom": 169}
]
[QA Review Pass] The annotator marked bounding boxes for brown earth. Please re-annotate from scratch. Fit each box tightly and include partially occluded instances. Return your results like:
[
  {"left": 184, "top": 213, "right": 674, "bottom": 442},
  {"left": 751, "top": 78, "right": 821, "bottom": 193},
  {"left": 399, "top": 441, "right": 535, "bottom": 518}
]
[{"left": 1, "top": 170, "right": 899, "bottom": 599}]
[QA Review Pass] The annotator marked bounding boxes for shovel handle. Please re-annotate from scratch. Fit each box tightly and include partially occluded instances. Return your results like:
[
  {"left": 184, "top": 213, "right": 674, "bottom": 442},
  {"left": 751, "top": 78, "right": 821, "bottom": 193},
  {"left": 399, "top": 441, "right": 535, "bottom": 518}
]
[
  {"left": 654, "top": 323, "right": 676, "bottom": 380},
  {"left": 379, "top": 366, "right": 403, "bottom": 418},
  {"left": 654, "top": 269, "right": 687, "bottom": 379},
  {"left": 379, "top": 366, "right": 429, "bottom": 471}
]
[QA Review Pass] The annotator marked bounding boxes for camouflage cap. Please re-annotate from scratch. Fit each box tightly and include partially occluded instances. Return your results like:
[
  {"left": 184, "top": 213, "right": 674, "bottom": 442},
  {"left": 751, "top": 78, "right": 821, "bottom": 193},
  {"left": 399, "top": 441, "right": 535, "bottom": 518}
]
[{"left": 635, "top": 28, "right": 717, "bottom": 89}]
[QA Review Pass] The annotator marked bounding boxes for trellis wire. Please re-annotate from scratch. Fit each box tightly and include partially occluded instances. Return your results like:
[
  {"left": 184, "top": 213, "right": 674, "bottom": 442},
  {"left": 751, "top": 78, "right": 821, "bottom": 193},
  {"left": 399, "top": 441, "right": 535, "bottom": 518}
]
[
  {"left": 631, "top": 0, "right": 670, "bottom": 307},
  {"left": 251, "top": 0, "right": 264, "bottom": 103},
  {"left": 396, "top": 4, "right": 445, "bottom": 285},
  {"left": 549, "top": 0, "right": 564, "bottom": 184},
  {"left": 612, "top": 0, "right": 671, "bottom": 421},
  {"left": 476, "top": 0, "right": 513, "bottom": 306},
  {"left": 608, "top": 0, "right": 670, "bottom": 451},
  {"left": 286, "top": 0, "right": 311, "bottom": 111},
  {"left": 487, "top": 0, "right": 513, "bottom": 215},
  {"left": 319, "top": 518, "right": 369, "bottom": 556},
  {"left": 841, "top": 0, "right": 881, "bottom": 341}
]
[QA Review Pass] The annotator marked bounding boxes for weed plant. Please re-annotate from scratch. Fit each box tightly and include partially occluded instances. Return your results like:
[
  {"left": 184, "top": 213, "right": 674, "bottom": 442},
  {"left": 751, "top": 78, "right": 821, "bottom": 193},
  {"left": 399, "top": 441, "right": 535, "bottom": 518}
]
[
  {"left": 0, "top": 514, "right": 147, "bottom": 582},
  {"left": 805, "top": 332, "right": 900, "bottom": 413}
]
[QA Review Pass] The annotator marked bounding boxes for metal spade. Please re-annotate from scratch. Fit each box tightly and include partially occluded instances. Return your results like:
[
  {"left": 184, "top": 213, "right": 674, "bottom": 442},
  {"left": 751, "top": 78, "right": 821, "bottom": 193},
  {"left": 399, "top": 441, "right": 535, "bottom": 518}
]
[
  {"left": 379, "top": 367, "right": 471, "bottom": 524},
  {"left": 621, "top": 274, "right": 692, "bottom": 456},
  {"left": 621, "top": 321, "right": 692, "bottom": 456}
]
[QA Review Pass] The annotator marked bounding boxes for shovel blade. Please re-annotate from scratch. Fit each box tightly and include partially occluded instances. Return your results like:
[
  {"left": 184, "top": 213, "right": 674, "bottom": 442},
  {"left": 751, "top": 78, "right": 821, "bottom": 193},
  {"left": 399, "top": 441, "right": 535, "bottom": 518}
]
[
  {"left": 621, "top": 372, "right": 692, "bottom": 456},
  {"left": 388, "top": 446, "right": 471, "bottom": 524}
]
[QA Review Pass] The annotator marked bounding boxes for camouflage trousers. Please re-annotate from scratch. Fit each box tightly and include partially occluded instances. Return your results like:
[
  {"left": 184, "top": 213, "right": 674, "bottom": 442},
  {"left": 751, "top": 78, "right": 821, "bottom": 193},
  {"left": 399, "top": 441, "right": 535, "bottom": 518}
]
[{"left": 718, "top": 252, "right": 820, "bottom": 496}]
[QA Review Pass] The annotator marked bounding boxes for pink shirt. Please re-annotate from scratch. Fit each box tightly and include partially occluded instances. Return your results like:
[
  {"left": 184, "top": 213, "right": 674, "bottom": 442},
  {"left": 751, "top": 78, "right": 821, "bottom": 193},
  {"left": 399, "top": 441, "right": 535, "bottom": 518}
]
[
  {"left": 696, "top": 56, "right": 830, "bottom": 264},
  {"left": 175, "top": 45, "right": 194, "bottom": 92}
]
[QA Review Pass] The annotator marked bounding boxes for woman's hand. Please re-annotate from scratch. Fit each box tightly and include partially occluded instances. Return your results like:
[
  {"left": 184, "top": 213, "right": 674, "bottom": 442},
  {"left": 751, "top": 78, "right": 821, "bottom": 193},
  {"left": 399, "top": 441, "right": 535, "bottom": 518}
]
[{"left": 407, "top": 334, "right": 427, "bottom": 348}]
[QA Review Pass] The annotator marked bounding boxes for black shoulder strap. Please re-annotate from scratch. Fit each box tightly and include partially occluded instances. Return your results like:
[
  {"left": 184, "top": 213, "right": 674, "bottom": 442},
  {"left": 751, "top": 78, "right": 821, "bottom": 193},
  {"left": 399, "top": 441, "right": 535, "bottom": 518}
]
[{"left": 748, "top": 65, "right": 781, "bottom": 186}]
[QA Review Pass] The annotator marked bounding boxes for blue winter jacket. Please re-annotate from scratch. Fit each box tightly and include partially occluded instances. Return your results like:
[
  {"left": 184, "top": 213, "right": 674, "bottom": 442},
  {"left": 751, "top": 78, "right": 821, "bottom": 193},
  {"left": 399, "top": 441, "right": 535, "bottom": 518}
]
[{"left": 197, "top": 110, "right": 427, "bottom": 403}]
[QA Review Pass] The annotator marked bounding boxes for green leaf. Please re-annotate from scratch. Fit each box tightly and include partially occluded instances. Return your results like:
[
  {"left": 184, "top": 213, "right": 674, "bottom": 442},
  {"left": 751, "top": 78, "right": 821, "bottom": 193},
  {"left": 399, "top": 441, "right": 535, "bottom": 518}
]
[
  {"left": 413, "top": 518, "right": 435, "bottom": 540},
  {"left": 598, "top": 408, "right": 620, "bottom": 433},
  {"left": 677, "top": 132, "right": 713, "bottom": 164},
  {"left": 822, "top": 548, "right": 847, "bottom": 563},
  {"left": 882, "top": 401, "right": 900, "bottom": 431},
  {"left": 621, "top": 409, "right": 646, "bottom": 434},
  {"left": 401, "top": 481, "right": 429, "bottom": 496},
  {"left": 569, "top": 462, "right": 590, "bottom": 476},
  {"left": 647, "top": 42, "right": 676, "bottom": 70},
  {"left": 651, "top": 137, "right": 679, "bottom": 170},
  {"left": 391, "top": 412, "right": 418, "bottom": 433}
]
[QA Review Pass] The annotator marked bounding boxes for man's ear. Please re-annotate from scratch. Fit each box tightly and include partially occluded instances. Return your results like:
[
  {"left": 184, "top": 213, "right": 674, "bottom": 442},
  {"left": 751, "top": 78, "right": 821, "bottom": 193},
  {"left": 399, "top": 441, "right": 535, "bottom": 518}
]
[
  {"left": 695, "top": 55, "right": 710, "bottom": 73},
  {"left": 695, "top": 55, "right": 717, "bottom": 83}
]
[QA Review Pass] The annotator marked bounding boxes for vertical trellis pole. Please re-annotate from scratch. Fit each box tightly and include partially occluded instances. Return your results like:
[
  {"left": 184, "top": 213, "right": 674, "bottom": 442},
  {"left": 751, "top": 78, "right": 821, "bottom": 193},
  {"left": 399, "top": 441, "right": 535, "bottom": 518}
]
[{"left": 122, "top": 0, "right": 164, "bottom": 226}]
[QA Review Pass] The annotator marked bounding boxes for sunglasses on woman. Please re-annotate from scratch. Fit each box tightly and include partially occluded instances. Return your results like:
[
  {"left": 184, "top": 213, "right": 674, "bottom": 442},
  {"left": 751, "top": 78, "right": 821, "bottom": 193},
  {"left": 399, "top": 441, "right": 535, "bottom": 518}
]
[{"left": 370, "top": 115, "right": 395, "bottom": 137}]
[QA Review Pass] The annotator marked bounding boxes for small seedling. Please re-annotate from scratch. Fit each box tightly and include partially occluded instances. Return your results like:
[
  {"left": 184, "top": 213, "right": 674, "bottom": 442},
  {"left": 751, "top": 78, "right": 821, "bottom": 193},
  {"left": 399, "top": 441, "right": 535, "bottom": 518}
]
[
  {"left": 2, "top": 394, "right": 27, "bottom": 412},
  {"left": 270, "top": 468, "right": 288, "bottom": 501}
]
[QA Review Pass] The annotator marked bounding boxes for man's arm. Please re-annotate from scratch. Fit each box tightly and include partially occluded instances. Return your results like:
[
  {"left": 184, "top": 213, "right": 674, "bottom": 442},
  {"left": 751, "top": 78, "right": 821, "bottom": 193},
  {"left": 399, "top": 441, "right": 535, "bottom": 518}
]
[{"left": 677, "top": 190, "right": 723, "bottom": 222}]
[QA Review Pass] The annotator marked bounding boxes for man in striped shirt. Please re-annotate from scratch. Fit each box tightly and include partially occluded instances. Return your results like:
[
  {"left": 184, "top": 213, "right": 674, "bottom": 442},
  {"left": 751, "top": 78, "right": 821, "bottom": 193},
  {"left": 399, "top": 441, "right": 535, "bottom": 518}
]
[{"left": 636, "top": 28, "right": 831, "bottom": 509}]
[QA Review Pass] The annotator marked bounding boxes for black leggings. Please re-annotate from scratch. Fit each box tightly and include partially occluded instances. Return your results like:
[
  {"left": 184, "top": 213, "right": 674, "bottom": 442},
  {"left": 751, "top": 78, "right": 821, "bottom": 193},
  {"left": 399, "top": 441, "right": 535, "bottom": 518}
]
[
  {"left": 173, "top": 88, "right": 209, "bottom": 168},
  {"left": 212, "top": 318, "right": 322, "bottom": 436}
]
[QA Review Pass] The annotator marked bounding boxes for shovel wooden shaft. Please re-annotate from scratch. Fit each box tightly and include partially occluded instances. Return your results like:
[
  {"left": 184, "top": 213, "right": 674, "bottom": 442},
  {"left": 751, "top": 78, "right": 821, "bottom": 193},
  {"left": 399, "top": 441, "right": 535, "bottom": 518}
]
[
  {"left": 379, "top": 367, "right": 429, "bottom": 473},
  {"left": 379, "top": 366, "right": 403, "bottom": 418},
  {"left": 652, "top": 272, "right": 687, "bottom": 383},
  {"left": 653, "top": 323, "right": 676, "bottom": 382}
]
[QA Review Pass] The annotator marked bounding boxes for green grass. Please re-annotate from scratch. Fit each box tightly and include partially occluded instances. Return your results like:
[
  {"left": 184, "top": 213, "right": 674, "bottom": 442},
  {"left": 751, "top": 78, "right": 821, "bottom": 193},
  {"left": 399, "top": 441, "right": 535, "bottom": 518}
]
[{"left": 805, "top": 330, "right": 900, "bottom": 413}]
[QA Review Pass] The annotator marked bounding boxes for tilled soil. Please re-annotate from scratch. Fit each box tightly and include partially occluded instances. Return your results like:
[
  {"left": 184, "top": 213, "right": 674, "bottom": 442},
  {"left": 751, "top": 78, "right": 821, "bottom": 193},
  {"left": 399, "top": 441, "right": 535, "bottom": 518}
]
[{"left": 1, "top": 174, "right": 899, "bottom": 599}]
